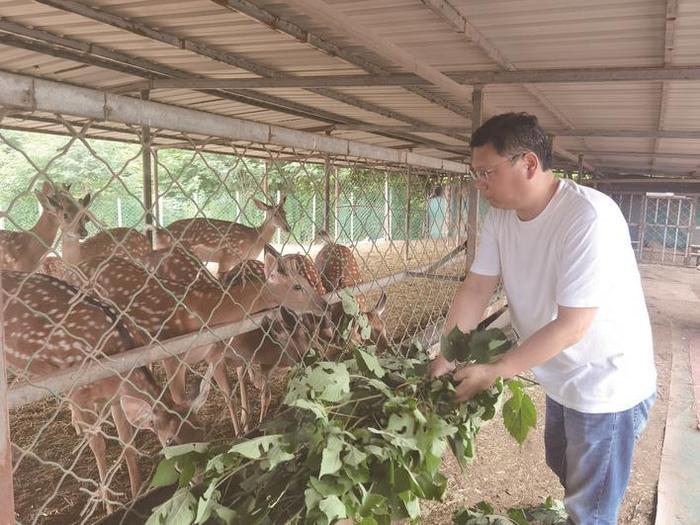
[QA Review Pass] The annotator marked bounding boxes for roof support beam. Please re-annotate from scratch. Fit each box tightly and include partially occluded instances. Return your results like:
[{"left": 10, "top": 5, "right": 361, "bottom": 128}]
[
  {"left": 420, "top": 0, "right": 594, "bottom": 172},
  {"left": 113, "top": 65, "right": 700, "bottom": 91},
  {"left": 213, "top": 0, "right": 471, "bottom": 119},
  {"left": 286, "top": 0, "right": 474, "bottom": 106},
  {"left": 326, "top": 125, "right": 700, "bottom": 140},
  {"left": 651, "top": 0, "right": 679, "bottom": 174},
  {"left": 552, "top": 129, "right": 700, "bottom": 139},
  {"left": 32, "top": 0, "right": 469, "bottom": 149}
]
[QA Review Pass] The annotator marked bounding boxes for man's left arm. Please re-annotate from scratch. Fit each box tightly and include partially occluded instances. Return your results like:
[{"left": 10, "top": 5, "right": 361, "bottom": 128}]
[{"left": 454, "top": 305, "right": 597, "bottom": 402}]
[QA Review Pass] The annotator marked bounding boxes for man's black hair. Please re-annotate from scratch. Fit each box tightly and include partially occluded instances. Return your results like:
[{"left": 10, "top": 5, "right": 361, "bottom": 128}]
[{"left": 470, "top": 112, "right": 553, "bottom": 171}]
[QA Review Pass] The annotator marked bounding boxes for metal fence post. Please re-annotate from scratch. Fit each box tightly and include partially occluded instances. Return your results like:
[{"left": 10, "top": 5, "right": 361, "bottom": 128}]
[
  {"left": 405, "top": 166, "right": 411, "bottom": 262},
  {"left": 466, "top": 86, "right": 483, "bottom": 271},
  {"left": 0, "top": 272, "right": 17, "bottom": 524}
]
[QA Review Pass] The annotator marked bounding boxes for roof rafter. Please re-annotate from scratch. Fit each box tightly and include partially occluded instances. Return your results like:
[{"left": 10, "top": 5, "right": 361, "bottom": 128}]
[
  {"left": 1, "top": 18, "right": 466, "bottom": 155},
  {"left": 32, "top": 0, "right": 470, "bottom": 149},
  {"left": 651, "top": 0, "right": 679, "bottom": 174},
  {"left": 212, "top": 0, "right": 471, "bottom": 120},
  {"left": 112, "top": 65, "right": 700, "bottom": 91},
  {"left": 420, "top": 0, "right": 595, "bottom": 172}
]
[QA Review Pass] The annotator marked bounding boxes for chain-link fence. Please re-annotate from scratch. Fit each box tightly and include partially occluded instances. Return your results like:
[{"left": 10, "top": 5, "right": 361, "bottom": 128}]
[{"left": 0, "top": 75, "right": 504, "bottom": 525}]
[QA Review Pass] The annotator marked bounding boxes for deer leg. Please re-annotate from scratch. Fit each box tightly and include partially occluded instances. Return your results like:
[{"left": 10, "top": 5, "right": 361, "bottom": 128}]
[
  {"left": 110, "top": 403, "right": 142, "bottom": 498},
  {"left": 209, "top": 359, "right": 242, "bottom": 436},
  {"left": 69, "top": 401, "right": 115, "bottom": 513},
  {"left": 257, "top": 365, "right": 274, "bottom": 424},
  {"left": 236, "top": 366, "right": 252, "bottom": 432},
  {"left": 162, "top": 356, "right": 188, "bottom": 405}
]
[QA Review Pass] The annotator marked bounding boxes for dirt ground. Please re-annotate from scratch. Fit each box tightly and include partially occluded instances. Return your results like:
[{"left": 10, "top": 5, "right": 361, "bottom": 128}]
[{"left": 8, "top": 242, "right": 696, "bottom": 525}]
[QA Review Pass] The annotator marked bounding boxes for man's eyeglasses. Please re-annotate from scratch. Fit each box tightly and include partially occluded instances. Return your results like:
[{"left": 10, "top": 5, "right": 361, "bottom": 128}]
[{"left": 471, "top": 153, "right": 524, "bottom": 181}]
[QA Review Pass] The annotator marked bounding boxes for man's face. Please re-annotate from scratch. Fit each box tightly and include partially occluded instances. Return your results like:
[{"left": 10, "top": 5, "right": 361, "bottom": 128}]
[{"left": 471, "top": 143, "right": 527, "bottom": 210}]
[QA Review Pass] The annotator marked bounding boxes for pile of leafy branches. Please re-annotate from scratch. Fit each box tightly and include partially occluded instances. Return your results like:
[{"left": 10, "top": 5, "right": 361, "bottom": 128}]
[
  {"left": 453, "top": 498, "right": 568, "bottom": 525},
  {"left": 146, "top": 299, "right": 537, "bottom": 525}
]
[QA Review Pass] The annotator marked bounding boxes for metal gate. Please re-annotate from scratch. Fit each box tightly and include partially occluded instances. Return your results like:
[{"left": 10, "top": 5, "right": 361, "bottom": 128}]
[
  {"left": 609, "top": 192, "right": 699, "bottom": 267},
  {"left": 639, "top": 194, "right": 696, "bottom": 265}
]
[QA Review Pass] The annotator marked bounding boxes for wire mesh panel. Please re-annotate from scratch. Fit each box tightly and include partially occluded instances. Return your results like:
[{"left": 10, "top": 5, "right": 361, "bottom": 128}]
[
  {"left": 0, "top": 107, "right": 493, "bottom": 524},
  {"left": 609, "top": 192, "right": 645, "bottom": 256}
]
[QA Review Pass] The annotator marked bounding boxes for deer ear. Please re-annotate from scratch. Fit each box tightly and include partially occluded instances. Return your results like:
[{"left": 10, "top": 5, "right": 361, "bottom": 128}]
[
  {"left": 120, "top": 395, "right": 155, "bottom": 430},
  {"left": 80, "top": 193, "right": 91, "bottom": 207},
  {"left": 370, "top": 292, "right": 388, "bottom": 316},
  {"left": 41, "top": 181, "right": 53, "bottom": 195},
  {"left": 278, "top": 193, "right": 287, "bottom": 206},
  {"left": 253, "top": 198, "right": 271, "bottom": 211},
  {"left": 263, "top": 244, "right": 287, "bottom": 277}
]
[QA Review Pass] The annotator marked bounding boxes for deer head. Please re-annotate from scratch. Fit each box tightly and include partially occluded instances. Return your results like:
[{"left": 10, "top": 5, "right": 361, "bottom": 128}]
[
  {"left": 254, "top": 195, "right": 290, "bottom": 233},
  {"left": 36, "top": 183, "right": 92, "bottom": 240},
  {"left": 263, "top": 245, "right": 328, "bottom": 316},
  {"left": 120, "top": 370, "right": 211, "bottom": 447}
]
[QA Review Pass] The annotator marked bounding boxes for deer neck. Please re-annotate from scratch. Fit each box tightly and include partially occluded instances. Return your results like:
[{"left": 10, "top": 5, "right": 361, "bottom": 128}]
[
  {"left": 256, "top": 212, "right": 279, "bottom": 245},
  {"left": 61, "top": 233, "right": 83, "bottom": 265},
  {"left": 30, "top": 209, "right": 59, "bottom": 252},
  {"left": 187, "top": 282, "right": 279, "bottom": 327}
]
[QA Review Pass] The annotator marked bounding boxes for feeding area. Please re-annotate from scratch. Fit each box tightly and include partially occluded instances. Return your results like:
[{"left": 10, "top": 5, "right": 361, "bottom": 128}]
[{"left": 0, "top": 1, "right": 699, "bottom": 524}]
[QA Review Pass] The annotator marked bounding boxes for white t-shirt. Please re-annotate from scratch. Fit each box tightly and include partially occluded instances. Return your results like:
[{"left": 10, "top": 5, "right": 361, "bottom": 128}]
[{"left": 471, "top": 179, "right": 656, "bottom": 413}]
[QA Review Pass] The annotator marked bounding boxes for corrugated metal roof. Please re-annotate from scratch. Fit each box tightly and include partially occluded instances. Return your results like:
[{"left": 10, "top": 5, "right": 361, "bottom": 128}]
[{"left": 0, "top": 0, "right": 698, "bottom": 178}]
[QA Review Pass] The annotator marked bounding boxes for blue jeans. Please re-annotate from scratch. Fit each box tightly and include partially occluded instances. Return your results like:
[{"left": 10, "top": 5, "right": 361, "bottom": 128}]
[{"left": 544, "top": 394, "right": 655, "bottom": 525}]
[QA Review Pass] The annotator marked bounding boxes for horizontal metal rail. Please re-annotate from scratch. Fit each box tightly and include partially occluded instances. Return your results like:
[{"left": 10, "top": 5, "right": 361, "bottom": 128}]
[{"left": 0, "top": 70, "right": 468, "bottom": 174}]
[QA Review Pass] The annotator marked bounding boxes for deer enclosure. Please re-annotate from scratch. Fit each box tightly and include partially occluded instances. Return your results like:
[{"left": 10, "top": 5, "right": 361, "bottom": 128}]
[{"left": 0, "top": 78, "right": 499, "bottom": 524}]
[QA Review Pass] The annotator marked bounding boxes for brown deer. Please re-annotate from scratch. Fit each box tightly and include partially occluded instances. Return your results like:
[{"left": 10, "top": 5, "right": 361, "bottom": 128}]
[
  {"left": 209, "top": 306, "right": 334, "bottom": 428},
  {"left": 1, "top": 271, "right": 208, "bottom": 510},
  {"left": 143, "top": 245, "right": 219, "bottom": 287},
  {"left": 218, "top": 254, "right": 329, "bottom": 431},
  {"left": 57, "top": 193, "right": 151, "bottom": 265},
  {"left": 69, "top": 246, "right": 329, "bottom": 435},
  {"left": 0, "top": 182, "right": 88, "bottom": 272},
  {"left": 314, "top": 230, "right": 390, "bottom": 350},
  {"left": 154, "top": 195, "right": 290, "bottom": 275}
]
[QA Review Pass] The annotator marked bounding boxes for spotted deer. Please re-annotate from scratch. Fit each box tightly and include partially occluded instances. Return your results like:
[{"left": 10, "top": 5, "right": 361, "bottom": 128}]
[
  {"left": 0, "top": 182, "right": 88, "bottom": 272},
  {"left": 217, "top": 253, "right": 329, "bottom": 431},
  {"left": 69, "top": 246, "right": 329, "bottom": 435},
  {"left": 314, "top": 230, "right": 390, "bottom": 350},
  {"left": 1, "top": 271, "right": 207, "bottom": 510},
  {"left": 208, "top": 306, "right": 334, "bottom": 428},
  {"left": 56, "top": 193, "right": 150, "bottom": 265},
  {"left": 154, "top": 195, "right": 290, "bottom": 275},
  {"left": 143, "top": 245, "right": 219, "bottom": 287}
]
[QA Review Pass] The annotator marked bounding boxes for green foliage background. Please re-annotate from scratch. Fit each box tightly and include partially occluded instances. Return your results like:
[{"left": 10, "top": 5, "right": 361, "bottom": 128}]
[{"left": 0, "top": 130, "right": 465, "bottom": 245}]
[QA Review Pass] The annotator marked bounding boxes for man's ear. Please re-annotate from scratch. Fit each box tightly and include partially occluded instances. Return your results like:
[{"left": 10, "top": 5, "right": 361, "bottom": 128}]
[{"left": 524, "top": 151, "right": 538, "bottom": 179}]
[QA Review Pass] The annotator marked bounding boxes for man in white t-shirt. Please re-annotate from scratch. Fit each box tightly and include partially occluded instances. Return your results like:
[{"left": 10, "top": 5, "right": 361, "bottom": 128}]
[{"left": 430, "top": 113, "right": 656, "bottom": 525}]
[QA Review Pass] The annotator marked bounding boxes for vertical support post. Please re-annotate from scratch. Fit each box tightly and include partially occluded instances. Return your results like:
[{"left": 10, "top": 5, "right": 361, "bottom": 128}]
[
  {"left": 153, "top": 150, "right": 160, "bottom": 225},
  {"left": 334, "top": 165, "right": 340, "bottom": 241},
  {"left": 578, "top": 154, "right": 584, "bottom": 183},
  {"left": 117, "top": 197, "right": 123, "bottom": 227},
  {"left": 638, "top": 194, "right": 648, "bottom": 261},
  {"left": 324, "top": 154, "right": 331, "bottom": 233},
  {"left": 311, "top": 193, "right": 317, "bottom": 241},
  {"left": 262, "top": 160, "right": 269, "bottom": 196},
  {"left": 235, "top": 190, "right": 241, "bottom": 221},
  {"left": 0, "top": 273, "right": 16, "bottom": 524},
  {"left": 141, "top": 90, "right": 154, "bottom": 247},
  {"left": 686, "top": 196, "right": 698, "bottom": 266},
  {"left": 456, "top": 175, "right": 463, "bottom": 245},
  {"left": 276, "top": 190, "right": 282, "bottom": 246},
  {"left": 404, "top": 166, "right": 411, "bottom": 262},
  {"left": 350, "top": 191, "right": 355, "bottom": 242},
  {"left": 384, "top": 173, "right": 391, "bottom": 240},
  {"left": 465, "top": 85, "right": 483, "bottom": 271}
]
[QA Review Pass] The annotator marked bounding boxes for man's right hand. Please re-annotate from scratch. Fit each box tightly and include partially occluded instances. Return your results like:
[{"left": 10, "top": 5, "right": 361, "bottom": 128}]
[{"left": 429, "top": 355, "right": 456, "bottom": 378}]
